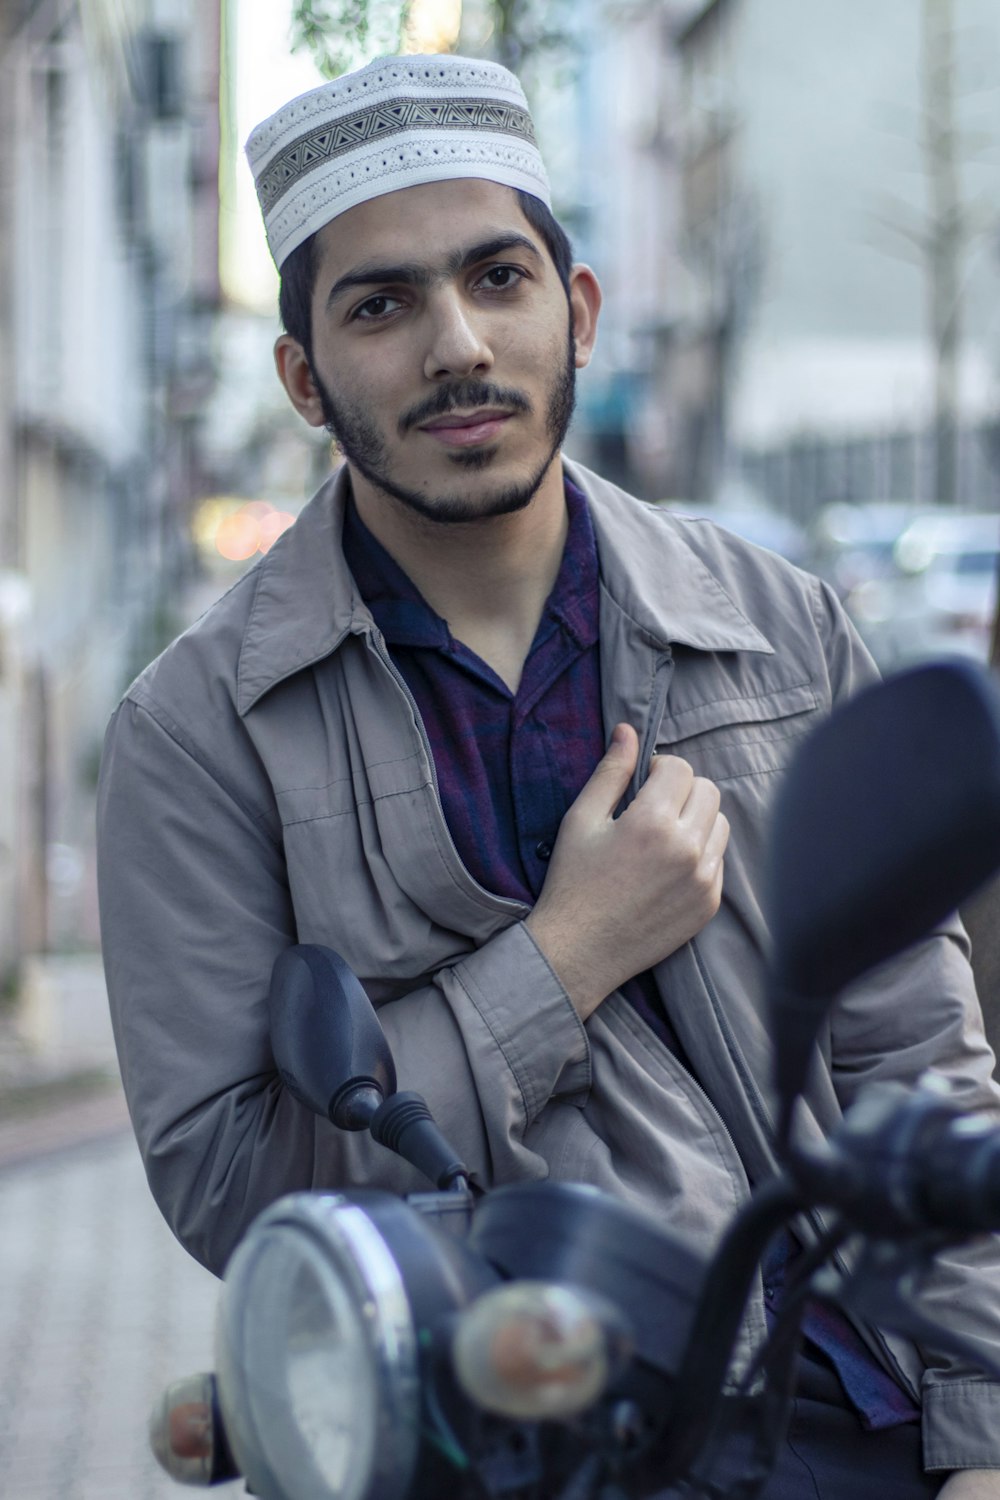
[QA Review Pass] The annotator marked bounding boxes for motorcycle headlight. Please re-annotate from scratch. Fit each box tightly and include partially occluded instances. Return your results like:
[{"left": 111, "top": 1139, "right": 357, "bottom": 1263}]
[{"left": 214, "top": 1193, "right": 421, "bottom": 1500}]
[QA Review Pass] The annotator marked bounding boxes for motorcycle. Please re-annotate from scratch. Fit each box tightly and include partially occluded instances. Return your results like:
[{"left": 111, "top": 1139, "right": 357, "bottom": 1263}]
[{"left": 149, "top": 658, "right": 1000, "bottom": 1500}]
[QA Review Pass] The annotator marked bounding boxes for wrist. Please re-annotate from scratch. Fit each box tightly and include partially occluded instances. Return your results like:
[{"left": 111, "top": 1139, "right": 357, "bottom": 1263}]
[
  {"left": 524, "top": 908, "right": 612, "bottom": 1021},
  {"left": 938, "top": 1471, "right": 1000, "bottom": 1499}
]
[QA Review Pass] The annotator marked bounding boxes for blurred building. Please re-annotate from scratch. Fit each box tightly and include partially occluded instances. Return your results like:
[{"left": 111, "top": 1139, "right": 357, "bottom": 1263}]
[
  {"left": 0, "top": 0, "right": 221, "bottom": 980},
  {"left": 567, "top": 0, "right": 698, "bottom": 493},
  {"left": 601, "top": 0, "right": 751, "bottom": 502},
  {"left": 634, "top": 0, "right": 1000, "bottom": 512}
]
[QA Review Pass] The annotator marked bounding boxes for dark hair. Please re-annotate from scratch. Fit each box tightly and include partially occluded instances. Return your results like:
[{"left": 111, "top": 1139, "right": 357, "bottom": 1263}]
[
  {"left": 277, "top": 189, "right": 574, "bottom": 367},
  {"left": 516, "top": 190, "right": 574, "bottom": 296}
]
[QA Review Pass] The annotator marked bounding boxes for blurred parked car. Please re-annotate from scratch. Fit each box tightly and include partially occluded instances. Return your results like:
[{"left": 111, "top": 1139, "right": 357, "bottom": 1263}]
[
  {"left": 848, "top": 511, "right": 1000, "bottom": 669},
  {"left": 809, "top": 501, "right": 943, "bottom": 599}
]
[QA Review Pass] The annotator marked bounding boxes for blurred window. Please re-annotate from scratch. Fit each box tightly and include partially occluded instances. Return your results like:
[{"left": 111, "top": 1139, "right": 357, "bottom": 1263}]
[{"left": 950, "top": 551, "right": 998, "bottom": 578}]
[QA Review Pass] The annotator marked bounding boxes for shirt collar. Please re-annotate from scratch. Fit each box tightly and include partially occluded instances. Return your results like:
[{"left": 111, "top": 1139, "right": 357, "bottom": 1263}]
[
  {"left": 342, "top": 496, "right": 450, "bottom": 650},
  {"left": 341, "top": 476, "right": 600, "bottom": 655},
  {"left": 237, "top": 460, "right": 773, "bottom": 715}
]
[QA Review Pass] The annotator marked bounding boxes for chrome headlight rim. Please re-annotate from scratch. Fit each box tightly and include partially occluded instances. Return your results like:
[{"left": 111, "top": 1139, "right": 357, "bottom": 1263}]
[{"left": 215, "top": 1191, "right": 421, "bottom": 1500}]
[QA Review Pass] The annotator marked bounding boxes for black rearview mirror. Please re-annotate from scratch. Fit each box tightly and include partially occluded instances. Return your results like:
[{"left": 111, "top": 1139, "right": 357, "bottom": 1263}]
[
  {"left": 767, "top": 660, "right": 1000, "bottom": 1137},
  {"left": 269, "top": 944, "right": 397, "bottom": 1128}
]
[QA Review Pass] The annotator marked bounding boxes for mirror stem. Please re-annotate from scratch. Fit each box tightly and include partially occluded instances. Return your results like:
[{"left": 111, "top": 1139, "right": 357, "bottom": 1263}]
[{"left": 651, "top": 1174, "right": 805, "bottom": 1485}]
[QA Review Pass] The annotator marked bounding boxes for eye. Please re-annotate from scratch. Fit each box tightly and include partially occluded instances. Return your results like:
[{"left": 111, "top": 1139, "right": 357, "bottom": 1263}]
[
  {"left": 477, "top": 265, "right": 525, "bottom": 292},
  {"left": 353, "top": 293, "right": 403, "bottom": 322}
]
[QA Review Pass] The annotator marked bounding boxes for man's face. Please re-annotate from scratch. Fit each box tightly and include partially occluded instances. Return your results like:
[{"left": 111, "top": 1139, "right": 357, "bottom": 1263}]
[{"left": 285, "top": 180, "right": 597, "bottom": 524}]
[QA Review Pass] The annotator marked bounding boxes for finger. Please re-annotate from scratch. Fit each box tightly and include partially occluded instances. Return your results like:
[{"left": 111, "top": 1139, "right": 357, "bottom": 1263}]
[
  {"left": 637, "top": 753, "right": 698, "bottom": 817},
  {"left": 676, "top": 773, "right": 722, "bottom": 830},
  {"left": 704, "top": 811, "right": 731, "bottom": 866},
  {"left": 571, "top": 723, "right": 640, "bottom": 822},
  {"left": 694, "top": 815, "right": 729, "bottom": 913}
]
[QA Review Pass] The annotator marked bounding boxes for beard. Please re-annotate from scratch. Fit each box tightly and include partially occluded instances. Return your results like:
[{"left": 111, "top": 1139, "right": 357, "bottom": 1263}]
[{"left": 310, "top": 326, "right": 578, "bottom": 524}]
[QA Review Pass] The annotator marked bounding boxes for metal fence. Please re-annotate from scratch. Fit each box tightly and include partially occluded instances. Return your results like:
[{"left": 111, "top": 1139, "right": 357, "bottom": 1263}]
[{"left": 740, "top": 422, "right": 1000, "bottom": 525}]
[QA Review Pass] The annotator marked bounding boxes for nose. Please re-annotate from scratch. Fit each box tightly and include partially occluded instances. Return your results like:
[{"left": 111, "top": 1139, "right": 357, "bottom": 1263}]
[{"left": 422, "top": 290, "right": 494, "bottom": 381}]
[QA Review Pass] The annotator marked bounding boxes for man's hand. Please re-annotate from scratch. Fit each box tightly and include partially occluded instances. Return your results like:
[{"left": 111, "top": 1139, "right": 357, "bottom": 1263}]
[
  {"left": 938, "top": 1472, "right": 1000, "bottom": 1499},
  {"left": 525, "top": 722, "right": 729, "bottom": 1021}
]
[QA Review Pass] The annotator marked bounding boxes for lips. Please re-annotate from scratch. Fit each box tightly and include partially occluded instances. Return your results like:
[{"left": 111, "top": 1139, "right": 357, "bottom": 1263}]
[{"left": 418, "top": 410, "right": 512, "bottom": 448}]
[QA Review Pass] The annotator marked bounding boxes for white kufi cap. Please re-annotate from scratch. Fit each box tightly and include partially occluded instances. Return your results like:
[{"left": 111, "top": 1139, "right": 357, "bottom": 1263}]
[{"left": 246, "top": 54, "right": 551, "bottom": 269}]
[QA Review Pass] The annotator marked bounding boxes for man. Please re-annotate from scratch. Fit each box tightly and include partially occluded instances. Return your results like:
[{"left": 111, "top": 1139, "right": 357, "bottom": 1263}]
[{"left": 97, "top": 54, "right": 1000, "bottom": 1497}]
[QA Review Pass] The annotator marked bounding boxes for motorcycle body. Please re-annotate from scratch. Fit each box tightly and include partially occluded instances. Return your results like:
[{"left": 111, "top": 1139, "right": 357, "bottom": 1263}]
[{"left": 150, "top": 660, "right": 1000, "bottom": 1500}]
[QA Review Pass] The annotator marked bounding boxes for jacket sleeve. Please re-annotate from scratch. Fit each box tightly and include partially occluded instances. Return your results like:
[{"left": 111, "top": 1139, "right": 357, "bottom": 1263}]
[
  {"left": 809, "top": 577, "right": 1000, "bottom": 1469},
  {"left": 97, "top": 695, "right": 590, "bottom": 1277}
]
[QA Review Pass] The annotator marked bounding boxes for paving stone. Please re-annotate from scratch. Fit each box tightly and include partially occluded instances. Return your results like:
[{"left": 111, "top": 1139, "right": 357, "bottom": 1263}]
[{"left": 0, "top": 1133, "right": 245, "bottom": 1498}]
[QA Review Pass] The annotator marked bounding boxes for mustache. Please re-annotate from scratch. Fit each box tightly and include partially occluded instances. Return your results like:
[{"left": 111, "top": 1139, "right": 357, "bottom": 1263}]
[{"left": 399, "top": 380, "right": 533, "bottom": 435}]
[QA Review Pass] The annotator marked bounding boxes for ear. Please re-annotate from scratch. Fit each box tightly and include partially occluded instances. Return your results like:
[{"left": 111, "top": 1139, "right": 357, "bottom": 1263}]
[
  {"left": 274, "top": 336, "right": 328, "bottom": 428},
  {"left": 567, "top": 264, "right": 602, "bottom": 370}
]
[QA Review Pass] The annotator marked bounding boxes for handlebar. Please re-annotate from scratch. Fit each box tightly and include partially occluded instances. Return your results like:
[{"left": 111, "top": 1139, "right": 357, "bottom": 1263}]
[{"left": 792, "top": 1076, "right": 1000, "bottom": 1238}]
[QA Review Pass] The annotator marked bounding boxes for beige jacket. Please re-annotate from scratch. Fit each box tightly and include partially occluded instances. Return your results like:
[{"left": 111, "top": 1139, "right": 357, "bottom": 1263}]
[{"left": 97, "top": 461, "right": 1000, "bottom": 1468}]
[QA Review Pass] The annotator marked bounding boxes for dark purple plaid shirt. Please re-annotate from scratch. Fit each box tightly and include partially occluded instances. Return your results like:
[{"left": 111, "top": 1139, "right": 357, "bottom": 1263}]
[
  {"left": 342, "top": 478, "right": 918, "bottom": 1432},
  {"left": 343, "top": 479, "right": 604, "bottom": 904}
]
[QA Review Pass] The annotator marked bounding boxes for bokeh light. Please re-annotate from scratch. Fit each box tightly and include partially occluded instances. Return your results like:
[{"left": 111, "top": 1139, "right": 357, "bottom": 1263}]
[{"left": 193, "top": 496, "right": 296, "bottom": 563}]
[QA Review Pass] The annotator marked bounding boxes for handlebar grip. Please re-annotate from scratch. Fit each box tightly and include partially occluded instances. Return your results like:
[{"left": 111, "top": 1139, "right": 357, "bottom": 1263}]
[
  {"left": 918, "top": 1112, "right": 1000, "bottom": 1232},
  {"left": 805, "top": 1082, "right": 1000, "bottom": 1237}
]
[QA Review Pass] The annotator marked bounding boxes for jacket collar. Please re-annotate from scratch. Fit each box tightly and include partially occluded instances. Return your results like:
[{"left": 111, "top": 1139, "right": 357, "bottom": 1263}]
[
  {"left": 237, "top": 459, "right": 773, "bottom": 716},
  {"left": 564, "top": 460, "right": 774, "bottom": 656},
  {"left": 237, "top": 466, "right": 358, "bottom": 716}
]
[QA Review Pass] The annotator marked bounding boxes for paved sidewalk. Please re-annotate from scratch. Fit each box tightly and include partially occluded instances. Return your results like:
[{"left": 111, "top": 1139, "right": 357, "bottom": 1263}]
[
  {"left": 0, "top": 955, "right": 246, "bottom": 1497},
  {"left": 0, "top": 953, "right": 130, "bottom": 1170},
  {"left": 0, "top": 1131, "right": 244, "bottom": 1499},
  {"left": 0, "top": 952, "right": 117, "bottom": 1086}
]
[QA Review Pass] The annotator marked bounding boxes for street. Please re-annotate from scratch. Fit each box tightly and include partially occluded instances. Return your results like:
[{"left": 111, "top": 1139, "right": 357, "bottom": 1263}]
[{"left": 0, "top": 1126, "right": 245, "bottom": 1499}]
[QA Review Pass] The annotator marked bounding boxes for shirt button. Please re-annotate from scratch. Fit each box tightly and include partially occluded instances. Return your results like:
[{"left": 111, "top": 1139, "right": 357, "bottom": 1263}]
[{"left": 535, "top": 839, "right": 553, "bottom": 861}]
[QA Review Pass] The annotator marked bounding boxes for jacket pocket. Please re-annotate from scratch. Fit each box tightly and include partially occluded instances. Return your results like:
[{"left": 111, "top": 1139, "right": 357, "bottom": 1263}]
[{"left": 655, "top": 679, "right": 819, "bottom": 783}]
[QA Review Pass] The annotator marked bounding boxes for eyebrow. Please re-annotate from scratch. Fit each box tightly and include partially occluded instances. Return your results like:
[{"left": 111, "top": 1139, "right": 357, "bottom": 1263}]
[{"left": 324, "top": 232, "right": 543, "bottom": 312}]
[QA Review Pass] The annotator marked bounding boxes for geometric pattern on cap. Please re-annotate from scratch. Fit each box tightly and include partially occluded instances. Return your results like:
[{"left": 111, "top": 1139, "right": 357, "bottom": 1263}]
[{"left": 255, "top": 95, "right": 537, "bottom": 216}]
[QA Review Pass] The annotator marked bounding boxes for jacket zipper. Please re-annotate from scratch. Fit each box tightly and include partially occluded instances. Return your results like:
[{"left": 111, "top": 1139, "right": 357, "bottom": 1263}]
[
  {"left": 692, "top": 882, "right": 922, "bottom": 1401},
  {"left": 633, "top": 649, "right": 772, "bottom": 1358},
  {"left": 635, "top": 649, "right": 760, "bottom": 1192},
  {"left": 633, "top": 649, "right": 919, "bottom": 1398},
  {"left": 634, "top": 648, "right": 674, "bottom": 797}
]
